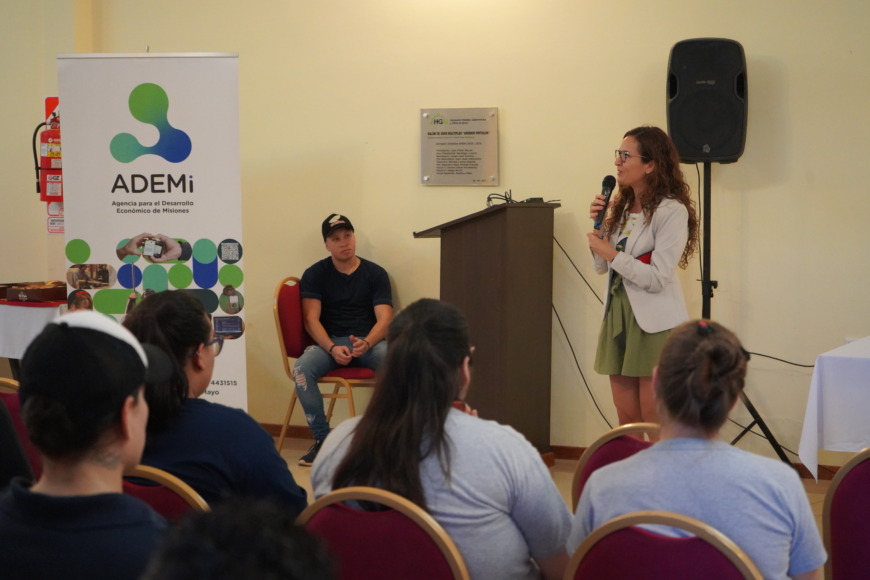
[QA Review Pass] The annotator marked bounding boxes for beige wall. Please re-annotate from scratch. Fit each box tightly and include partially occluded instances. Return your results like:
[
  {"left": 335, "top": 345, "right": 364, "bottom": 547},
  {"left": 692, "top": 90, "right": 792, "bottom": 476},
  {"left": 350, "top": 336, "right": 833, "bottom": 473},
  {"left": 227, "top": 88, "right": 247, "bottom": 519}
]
[{"left": 2, "top": 0, "right": 868, "bottom": 465}]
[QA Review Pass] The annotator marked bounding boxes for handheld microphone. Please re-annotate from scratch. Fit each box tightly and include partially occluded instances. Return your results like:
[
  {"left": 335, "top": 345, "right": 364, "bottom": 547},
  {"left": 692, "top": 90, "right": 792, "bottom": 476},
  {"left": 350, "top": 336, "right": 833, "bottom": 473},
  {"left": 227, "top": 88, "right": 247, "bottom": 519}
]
[{"left": 593, "top": 175, "right": 617, "bottom": 230}]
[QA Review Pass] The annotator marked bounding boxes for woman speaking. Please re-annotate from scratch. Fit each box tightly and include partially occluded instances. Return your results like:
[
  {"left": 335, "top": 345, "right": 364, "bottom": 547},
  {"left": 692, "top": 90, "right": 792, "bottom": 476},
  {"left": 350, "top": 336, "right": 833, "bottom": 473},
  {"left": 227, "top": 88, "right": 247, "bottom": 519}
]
[{"left": 587, "top": 125, "right": 699, "bottom": 427}]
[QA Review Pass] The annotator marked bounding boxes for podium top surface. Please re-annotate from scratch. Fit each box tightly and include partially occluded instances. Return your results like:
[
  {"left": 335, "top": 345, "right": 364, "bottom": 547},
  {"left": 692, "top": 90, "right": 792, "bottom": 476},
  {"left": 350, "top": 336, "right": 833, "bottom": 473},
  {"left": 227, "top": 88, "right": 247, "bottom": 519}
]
[{"left": 413, "top": 202, "right": 560, "bottom": 239}]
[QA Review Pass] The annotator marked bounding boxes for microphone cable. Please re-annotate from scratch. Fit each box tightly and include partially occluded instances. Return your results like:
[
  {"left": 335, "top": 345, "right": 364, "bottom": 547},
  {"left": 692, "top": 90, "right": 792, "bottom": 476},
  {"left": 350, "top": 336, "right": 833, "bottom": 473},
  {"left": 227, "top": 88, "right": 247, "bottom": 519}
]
[
  {"left": 552, "top": 302, "right": 613, "bottom": 430},
  {"left": 553, "top": 236, "right": 603, "bottom": 305},
  {"left": 552, "top": 235, "right": 612, "bottom": 428}
]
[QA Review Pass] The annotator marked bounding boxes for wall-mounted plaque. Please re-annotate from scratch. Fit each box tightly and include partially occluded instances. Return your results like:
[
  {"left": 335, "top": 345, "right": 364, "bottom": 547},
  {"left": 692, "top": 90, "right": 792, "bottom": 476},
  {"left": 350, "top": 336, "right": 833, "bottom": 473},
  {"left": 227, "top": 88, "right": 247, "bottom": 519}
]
[{"left": 421, "top": 108, "right": 498, "bottom": 186}]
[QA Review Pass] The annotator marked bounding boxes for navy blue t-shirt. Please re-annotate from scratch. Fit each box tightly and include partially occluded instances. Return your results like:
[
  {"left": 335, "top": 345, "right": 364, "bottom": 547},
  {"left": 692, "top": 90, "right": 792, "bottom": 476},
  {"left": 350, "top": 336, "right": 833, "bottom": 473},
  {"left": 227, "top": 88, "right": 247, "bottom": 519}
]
[
  {"left": 141, "top": 398, "right": 308, "bottom": 515},
  {"left": 0, "top": 479, "right": 167, "bottom": 580},
  {"left": 300, "top": 257, "right": 392, "bottom": 337}
]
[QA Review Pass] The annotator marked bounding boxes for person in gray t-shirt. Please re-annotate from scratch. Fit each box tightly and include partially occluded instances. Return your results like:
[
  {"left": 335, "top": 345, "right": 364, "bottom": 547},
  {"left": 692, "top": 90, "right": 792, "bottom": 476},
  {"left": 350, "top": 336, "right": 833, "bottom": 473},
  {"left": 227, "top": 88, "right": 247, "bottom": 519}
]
[
  {"left": 568, "top": 320, "right": 826, "bottom": 580},
  {"left": 312, "top": 299, "right": 571, "bottom": 580}
]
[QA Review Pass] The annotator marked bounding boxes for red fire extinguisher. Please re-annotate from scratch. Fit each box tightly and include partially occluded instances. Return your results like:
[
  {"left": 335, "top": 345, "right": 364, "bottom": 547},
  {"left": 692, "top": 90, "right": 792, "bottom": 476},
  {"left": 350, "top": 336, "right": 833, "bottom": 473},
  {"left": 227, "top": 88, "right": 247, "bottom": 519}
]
[{"left": 33, "top": 98, "right": 63, "bottom": 202}]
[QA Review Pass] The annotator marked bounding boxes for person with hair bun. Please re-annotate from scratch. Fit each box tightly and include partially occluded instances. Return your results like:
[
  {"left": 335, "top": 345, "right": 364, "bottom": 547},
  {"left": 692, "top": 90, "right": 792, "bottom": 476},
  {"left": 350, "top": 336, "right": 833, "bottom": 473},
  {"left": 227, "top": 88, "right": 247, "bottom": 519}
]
[
  {"left": 311, "top": 299, "right": 571, "bottom": 580},
  {"left": 567, "top": 320, "right": 826, "bottom": 580}
]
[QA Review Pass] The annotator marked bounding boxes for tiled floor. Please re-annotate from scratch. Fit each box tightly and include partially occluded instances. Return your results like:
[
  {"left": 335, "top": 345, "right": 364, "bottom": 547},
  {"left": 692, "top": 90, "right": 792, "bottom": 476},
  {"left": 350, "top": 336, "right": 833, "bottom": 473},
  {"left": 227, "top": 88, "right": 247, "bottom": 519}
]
[{"left": 279, "top": 436, "right": 831, "bottom": 535}]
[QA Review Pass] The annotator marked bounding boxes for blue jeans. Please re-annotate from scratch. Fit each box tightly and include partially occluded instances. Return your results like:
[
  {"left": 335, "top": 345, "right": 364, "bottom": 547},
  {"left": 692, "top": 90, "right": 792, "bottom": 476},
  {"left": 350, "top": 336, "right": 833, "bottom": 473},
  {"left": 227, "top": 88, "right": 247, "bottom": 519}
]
[{"left": 291, "top": 336, "right": 386, "bottom": 441}]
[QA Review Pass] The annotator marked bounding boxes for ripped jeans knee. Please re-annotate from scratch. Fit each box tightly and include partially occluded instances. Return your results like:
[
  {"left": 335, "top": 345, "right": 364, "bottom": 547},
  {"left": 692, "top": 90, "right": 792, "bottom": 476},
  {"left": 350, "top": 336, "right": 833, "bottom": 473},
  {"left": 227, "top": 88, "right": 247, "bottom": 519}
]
[{"left": 292, "top": 365, "right": 308, "bottom": 391}]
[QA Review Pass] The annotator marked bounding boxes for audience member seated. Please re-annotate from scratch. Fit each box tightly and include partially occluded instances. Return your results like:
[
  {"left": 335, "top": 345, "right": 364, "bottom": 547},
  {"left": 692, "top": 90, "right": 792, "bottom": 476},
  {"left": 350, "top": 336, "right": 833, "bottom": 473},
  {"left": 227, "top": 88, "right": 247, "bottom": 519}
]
[
  {"left": 311, "top": 298, "right": 571, "bottom": 580},
  {"left": 567, "top": 319, "right": 826, "bottom": 580},
  {"left": 142, "top": 497, "right": 333, "bottom": 580},
  {"left": 123, "top": 290, "right": 307, "bottom": 515},
  {"left": 0, "top": 310, "right": 170, "bottom": 579}
]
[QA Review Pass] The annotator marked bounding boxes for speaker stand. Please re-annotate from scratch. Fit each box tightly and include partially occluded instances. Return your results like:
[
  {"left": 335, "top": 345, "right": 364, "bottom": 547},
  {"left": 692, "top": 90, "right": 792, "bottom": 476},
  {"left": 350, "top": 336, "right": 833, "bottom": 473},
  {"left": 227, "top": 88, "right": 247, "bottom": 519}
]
[
  {"left": 701, "top": 162, "right": 717, "bottom": 319},
  {"left": 731, "top": 392, "right": 791, "bottom": 464},
  {"left": 701, "top": 162, "right": 790, "bottom": 466}
]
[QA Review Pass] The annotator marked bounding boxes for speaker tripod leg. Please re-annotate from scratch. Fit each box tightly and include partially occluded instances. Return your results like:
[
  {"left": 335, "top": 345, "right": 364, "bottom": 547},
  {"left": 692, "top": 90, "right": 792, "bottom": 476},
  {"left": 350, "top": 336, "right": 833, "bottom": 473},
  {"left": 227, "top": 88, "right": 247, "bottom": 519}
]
[{"left": 731, "top": 391, "right": 792, "bottom": 466}]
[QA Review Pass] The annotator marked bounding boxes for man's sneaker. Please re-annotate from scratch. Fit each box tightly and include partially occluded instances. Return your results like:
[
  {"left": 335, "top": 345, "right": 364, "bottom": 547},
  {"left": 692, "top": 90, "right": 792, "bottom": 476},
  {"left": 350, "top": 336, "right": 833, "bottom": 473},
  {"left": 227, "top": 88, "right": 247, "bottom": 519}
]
[{"left": 299, "top": 440, "right": 324, "bottom": 467}]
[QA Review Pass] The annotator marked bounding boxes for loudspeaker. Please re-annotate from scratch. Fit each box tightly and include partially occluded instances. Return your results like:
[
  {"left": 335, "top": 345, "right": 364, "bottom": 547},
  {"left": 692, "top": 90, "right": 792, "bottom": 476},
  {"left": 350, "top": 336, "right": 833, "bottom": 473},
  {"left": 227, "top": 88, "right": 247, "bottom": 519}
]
[{"left": 667, "top": 38, "right": 747, "bottom": 164}]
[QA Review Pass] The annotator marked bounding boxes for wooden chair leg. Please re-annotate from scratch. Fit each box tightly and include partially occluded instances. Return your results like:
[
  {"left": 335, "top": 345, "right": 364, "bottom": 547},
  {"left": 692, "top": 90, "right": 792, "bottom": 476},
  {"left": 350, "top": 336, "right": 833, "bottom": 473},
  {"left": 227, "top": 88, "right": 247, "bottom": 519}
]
[
  {"left": 324, "top": 384, "right": 342, "bottom": 423},
  {"left": 275, "top": 391, "right": 298, "bottom": 451},
  {"left": 345, "top": 384, "right": 356, "bottom": 417}
]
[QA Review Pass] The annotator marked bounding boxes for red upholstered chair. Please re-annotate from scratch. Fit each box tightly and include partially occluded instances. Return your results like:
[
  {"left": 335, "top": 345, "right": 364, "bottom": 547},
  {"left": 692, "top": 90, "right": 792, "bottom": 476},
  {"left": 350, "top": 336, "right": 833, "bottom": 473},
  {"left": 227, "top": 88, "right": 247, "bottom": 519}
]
[
  {"left": 123, "top": 464, "right": 209, "bottom": 523},
  {"left": 273, "top": 277, "right": 376, "bottom": 451},
  {"left": 571, "top": 422, "right": 659, "bottom": 511},
  {"left": 565, "top": 510, "right": 763, "bottom": 580},
  {"left": 298, "top": 486, "right": 469, "bottom": 580},
  {"left": 823, "top": 446, "right": 870, "bottom": 580},
  {"left": 1, "top": 395, "right": 33, "bottom": 486},
  {"left": 0, "top": 387, "right": 43, "bottom": 479}
]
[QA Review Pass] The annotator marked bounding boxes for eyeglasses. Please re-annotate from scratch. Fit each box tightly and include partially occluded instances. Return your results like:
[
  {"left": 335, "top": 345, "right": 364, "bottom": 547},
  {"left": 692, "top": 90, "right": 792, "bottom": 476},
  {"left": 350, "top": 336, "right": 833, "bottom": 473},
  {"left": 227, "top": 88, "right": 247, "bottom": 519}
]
[
  {"left": 615, "top": 149, "right": 649, "bottom": 163},
  {"left": 204, "top": 335, "right": 225, "bottom": 357}
]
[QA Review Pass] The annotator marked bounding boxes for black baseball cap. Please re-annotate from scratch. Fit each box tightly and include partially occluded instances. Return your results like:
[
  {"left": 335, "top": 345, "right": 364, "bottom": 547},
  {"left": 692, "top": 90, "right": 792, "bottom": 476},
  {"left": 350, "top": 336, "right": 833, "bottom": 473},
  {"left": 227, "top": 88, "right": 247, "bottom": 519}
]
[
  {"left": 19, "top": 310, "right": 172, "bottom": 426},
  {"left": 322, "top": 213, "right": 354, "bottom": 240}
]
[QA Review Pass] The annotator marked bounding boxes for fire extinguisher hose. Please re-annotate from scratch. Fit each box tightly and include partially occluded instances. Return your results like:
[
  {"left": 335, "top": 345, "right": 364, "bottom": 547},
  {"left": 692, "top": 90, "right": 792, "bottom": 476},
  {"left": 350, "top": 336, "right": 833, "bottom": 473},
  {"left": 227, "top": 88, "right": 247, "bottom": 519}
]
[{"left": 32, "top": 121, "right": 48, "bottom": 194}]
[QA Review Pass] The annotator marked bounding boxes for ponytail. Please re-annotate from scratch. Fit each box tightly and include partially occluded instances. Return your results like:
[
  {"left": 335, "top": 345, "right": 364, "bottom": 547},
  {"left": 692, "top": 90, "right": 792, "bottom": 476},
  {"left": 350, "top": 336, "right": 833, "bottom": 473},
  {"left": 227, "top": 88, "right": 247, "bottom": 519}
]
[{"left": 331, "top": 299, "right": 470, "bottom": 510}]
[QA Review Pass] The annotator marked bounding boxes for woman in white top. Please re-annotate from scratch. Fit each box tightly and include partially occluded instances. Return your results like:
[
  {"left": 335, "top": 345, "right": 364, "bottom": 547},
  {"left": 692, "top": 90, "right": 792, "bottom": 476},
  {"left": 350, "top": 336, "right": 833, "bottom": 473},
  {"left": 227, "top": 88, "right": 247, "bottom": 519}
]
[{"left": 588, "top": 125, "right": 699, "bottom": 427}]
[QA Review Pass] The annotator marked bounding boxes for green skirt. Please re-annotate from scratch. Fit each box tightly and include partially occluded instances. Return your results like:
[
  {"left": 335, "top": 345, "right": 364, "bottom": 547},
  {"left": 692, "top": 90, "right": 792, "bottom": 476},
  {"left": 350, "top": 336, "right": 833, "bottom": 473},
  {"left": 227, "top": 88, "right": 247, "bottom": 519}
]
[{"left": 594, "top": 281, "right": 670, "bottom": 377}]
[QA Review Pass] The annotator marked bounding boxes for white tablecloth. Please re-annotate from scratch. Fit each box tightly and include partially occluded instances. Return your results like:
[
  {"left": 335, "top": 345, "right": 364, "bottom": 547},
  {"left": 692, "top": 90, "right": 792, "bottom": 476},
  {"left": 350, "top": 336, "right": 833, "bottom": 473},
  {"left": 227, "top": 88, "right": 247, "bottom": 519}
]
[
  {"left": 0, "top": 302, "right": 65, "bottom": 360},
  {"left": 798, "top": 335, "right": 870, "bottom": 479}
]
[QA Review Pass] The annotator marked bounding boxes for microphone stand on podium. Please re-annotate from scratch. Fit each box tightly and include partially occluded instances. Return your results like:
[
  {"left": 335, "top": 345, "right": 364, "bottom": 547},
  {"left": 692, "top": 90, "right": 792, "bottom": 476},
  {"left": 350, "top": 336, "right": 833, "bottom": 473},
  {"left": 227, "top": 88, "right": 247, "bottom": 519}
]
[{"left": 700, "top": 161, "right": 790, "bottom": 465}]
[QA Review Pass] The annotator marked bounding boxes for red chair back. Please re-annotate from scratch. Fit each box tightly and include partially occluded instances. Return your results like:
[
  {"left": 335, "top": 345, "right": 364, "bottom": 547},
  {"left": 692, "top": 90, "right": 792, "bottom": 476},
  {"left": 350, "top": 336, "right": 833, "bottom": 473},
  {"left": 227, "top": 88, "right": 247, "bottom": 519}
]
[
  {"left": 122, "top": 480, "right": 196, "bottom": 523},
  {"left": 298, "top": 487, "right": 469, "bottom": 580},
  {"left": 825, "top": 447, "right": 870, "bottom": 579},
  {"left": 575, "top": 435, "right": 652, "bottom": 496},
  {"left": 123, "top": 465, "right": 209, "bottom": 523},
  {"left": 0, "top": 391, "right": 43, "bottom": 479},
  {"left": 307, "top": 504, "right": 454, "bottom": 579},
  {"left": 567, "top": 511, "right": 762, "bottom": 580},
  {"left": 573, "top": 527, "right": 746, "bottom": 580},
  {"left": 1, "top": 396, "right": 33, "bottom": 485},
  {"left": 275, "top": 277, "right": 313, "bottom": 359}
]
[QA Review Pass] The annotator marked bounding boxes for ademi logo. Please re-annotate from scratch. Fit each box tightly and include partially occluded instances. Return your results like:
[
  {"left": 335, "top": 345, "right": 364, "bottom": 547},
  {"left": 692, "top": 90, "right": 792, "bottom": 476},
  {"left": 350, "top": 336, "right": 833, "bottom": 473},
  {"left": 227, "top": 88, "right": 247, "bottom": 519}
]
[{"left": 110, "top": 83, "right": 193, "bottom": 194}]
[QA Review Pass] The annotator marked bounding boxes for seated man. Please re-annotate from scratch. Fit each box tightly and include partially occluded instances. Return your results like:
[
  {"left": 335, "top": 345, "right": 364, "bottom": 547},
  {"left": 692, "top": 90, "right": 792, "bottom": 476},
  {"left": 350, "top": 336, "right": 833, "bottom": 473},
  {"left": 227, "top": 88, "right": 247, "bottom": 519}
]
[
  {"left": 0, "top": 310, "right": 171, "bottom": 579},
  {"left": 293, "top": 213, "right": 393, "bottom": 466}
]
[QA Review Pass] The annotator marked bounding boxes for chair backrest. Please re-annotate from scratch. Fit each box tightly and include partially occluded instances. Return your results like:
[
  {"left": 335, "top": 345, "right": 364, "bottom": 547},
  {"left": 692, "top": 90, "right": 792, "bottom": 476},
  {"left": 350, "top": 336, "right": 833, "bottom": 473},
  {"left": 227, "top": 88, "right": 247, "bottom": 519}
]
[
  {"left": 274, "top": 276, "right": 313, "bottom": 363},
  {"left": 571, "top": 423, "right": 659, "bottom": 510},
  {"left": 298, "top": 486, "right": 470, "bottom": 580},
  {"left": 823, "top": 446, "right": 870, "bottom": 580},
  {"left": 0, "top": 377, "right": 20, "bottom": 392},
  {"left": 0, "top": 391, "right": 43, "bottom": 479},
  {"left": 0, "top": 396, "right": 34, "bottom": 487},
  {"left": 123, "top": 464, "right": 209, "bottom": 523},
  {"left": 566, "top": 510, "right": 763, "bottom": 580}
]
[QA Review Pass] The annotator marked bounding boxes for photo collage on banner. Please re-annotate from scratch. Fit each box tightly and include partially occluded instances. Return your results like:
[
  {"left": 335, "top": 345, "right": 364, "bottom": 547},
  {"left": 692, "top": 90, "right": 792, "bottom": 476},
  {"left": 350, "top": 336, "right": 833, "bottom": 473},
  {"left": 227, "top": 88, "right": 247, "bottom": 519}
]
[{"left": 57, "top": 54, "right": 247, "bottom": 410}]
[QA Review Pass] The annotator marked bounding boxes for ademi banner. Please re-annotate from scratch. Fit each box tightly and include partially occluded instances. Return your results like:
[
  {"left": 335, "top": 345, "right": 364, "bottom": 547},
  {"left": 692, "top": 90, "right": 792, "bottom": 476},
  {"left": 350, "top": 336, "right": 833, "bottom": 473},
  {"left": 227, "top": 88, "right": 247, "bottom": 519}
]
[{"left": 57, "top": 54, "right": 247, "bottom": 410}]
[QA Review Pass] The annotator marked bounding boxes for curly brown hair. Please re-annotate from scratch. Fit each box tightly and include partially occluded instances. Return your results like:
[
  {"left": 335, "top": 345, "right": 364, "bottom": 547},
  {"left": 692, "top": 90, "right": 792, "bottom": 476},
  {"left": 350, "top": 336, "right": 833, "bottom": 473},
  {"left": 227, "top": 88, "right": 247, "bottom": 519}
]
[{"left": 603, "top": 126, "right": 699, "bottom": 269}]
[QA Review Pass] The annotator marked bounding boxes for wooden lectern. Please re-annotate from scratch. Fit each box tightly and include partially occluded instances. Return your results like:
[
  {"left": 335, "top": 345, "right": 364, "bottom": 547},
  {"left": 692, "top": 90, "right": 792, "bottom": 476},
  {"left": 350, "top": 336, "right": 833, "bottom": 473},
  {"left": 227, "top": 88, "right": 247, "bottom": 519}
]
[{"left": 414, "top": 203, "right": 560, "bottom": 456}]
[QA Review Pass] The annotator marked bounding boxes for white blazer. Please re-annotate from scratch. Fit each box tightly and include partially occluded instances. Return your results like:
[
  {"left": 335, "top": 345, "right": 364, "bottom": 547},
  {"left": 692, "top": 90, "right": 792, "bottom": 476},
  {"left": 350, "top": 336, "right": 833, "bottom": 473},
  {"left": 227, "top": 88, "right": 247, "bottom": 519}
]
[{"left": 592, "top": 198, "right": 690, "bottom": 334}]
